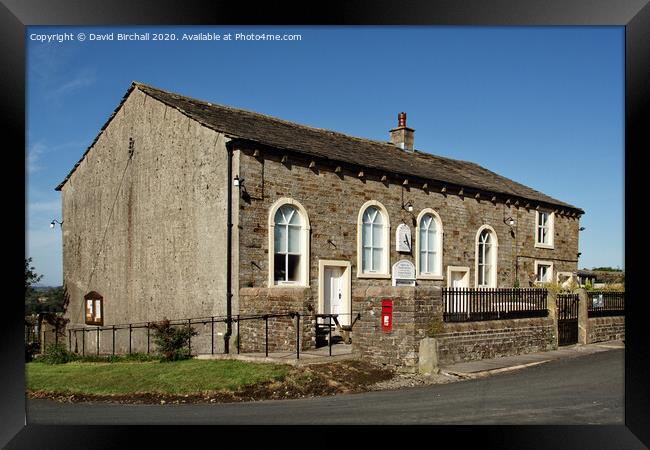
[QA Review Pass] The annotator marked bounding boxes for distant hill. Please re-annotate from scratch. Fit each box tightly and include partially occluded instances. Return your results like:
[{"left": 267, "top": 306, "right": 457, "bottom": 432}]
[{"left": 32, "top": 286, "right": 61, "bottom": 291}]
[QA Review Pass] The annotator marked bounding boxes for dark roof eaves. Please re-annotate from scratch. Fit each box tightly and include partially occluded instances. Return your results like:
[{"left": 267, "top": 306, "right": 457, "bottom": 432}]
[{"left": 229, "top": 137, "right": 584, "bottom": 215}]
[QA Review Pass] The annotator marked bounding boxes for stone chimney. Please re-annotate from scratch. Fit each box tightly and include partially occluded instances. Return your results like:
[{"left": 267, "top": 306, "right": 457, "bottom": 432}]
[{"left": 389, "top": 112, "right": 414, "bottom": 152}]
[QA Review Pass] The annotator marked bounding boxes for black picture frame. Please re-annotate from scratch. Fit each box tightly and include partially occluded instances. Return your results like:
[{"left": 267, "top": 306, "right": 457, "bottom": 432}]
[{"left": 3, "top": 0, "right": 647, "bottom": 448}]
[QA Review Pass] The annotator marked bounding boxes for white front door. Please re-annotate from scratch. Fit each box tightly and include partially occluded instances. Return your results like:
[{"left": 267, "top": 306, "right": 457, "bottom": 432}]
[{"left": 324, "top": 266, "right": 349, "bottom": 326}]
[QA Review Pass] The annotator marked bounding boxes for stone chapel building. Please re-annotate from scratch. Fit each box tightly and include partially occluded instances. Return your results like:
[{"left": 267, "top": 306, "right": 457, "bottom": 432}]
[{"left": 57, "top": 82, "right": 583, "bottom": 360}]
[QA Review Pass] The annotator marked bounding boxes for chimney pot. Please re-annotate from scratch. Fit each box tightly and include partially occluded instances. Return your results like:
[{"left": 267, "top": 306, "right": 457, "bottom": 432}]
[{"left": 398, "top": 112, "right": 407, "bottom": 127}]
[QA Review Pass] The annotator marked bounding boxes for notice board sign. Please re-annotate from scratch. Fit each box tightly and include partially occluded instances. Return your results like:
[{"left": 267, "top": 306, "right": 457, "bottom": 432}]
[{"left": 392, "top": 260, "right": 416, "bottom": 287}]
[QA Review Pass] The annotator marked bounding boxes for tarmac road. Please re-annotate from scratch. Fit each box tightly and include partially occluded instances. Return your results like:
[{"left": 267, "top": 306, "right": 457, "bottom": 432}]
[{"left": 26, "top": 348, "right": 624, "bottom": 425}]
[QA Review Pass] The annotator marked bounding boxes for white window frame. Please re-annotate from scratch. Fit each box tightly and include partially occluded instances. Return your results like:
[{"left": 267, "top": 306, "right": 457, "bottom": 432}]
[
  {"left": 474, "top": 225, "right": 498, "bottom": 288},
  {"left": 268, "top": 198, "right": 311, "bottom": 287},
  {"left": 534, "top": 260, "right": 554, "bottom": 285},
  {"left": 415, "top": 208, "right": 443, "bottom": 280},
  {"left": 357, "top": 200, "right": 391, "bottom": 279},
  {"left": 534, "top": 210, "right": 555, "bottom": 249},
  {"left": 447, "top": 266, "right": 470, "bottom": 288}
]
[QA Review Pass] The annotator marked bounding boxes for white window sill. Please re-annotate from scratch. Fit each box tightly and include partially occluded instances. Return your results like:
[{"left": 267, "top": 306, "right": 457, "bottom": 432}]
[
  {"left": 357, "top": 272, "right": 391, "bottom": 279},
  {"left": 534, "top": 242, "right": 555, "bottom": 249},
  {"left": 269, "top": 283, "right": 310, "bottom": 288},
  {"left": 417, "top": 274, "right": 443, "bottom": 281}
]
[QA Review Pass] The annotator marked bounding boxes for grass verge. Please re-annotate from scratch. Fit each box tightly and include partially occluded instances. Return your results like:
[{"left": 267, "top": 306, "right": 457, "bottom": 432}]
[{"left": 26, "top": 359, "right": 289, "bottom": 396}]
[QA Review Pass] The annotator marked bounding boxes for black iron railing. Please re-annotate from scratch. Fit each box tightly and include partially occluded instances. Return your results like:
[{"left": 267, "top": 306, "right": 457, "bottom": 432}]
[
  {"left": 36, "top": 311, "right": 361, "bottom": 359},
  {"left": 57, "top": 312, "right": 305, "bottom": 359},
  {"left": 587, "top": 291, "right": 625, "bottom": 317},
  {"left": 443, "top": 288, "right": 548, "bottom": 322}
]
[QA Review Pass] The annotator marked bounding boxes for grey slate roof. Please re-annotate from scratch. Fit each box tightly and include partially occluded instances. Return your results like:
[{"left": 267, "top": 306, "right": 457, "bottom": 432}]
[{"left": 56, "top": 81, "right": 583, "bottom": 214}]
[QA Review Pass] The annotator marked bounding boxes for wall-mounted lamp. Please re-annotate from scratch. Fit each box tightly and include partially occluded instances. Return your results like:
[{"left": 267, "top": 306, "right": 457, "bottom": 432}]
[
  {"left": 400, "top": 184, "right": 414, "bottom": 213},
  {"left": 579, "top": 227, "right": 586, "bottom": 231},
  {"left": 504, "top": 217, "right": 515, "bottom": 227},
  {"left": 402, "top": 201, "right": 414, "bottom": 213},
  {"left": 233, "top": 175, "right": 244, "bottom": 187},
  {"left": 50, "top": 219, "right": 63, "bottom": 229}
]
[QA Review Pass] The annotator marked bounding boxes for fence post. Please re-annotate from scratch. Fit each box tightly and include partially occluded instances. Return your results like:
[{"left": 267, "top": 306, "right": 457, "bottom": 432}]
[
  {"left": 236, "top": 315, "right": 240, "bottom": 354},
  {"left": 68, "top": 330, "right": 72, "bottom": 351},
  {"left": 82, "top": 328, "right": 85, "bottom": 356},
  {"left": 329, "top": 315, "right": 332, "bottom": 356},
  {"left": 55, "top": 323, "right": 59, "bottom": 346},
  {"left": 296, "top": 312, "right": 300, "bottom": 360},
  {"left": 129, "top": 324, "right": 132, "bottom": 354},
  {"left": 97, "top": 327, "right": 100, "bottom": 355},
  {"left": 547, "top": 290, "right": 559, "bottom": 349},
  {"left": 265, "top": 315, "right": 269, "bottom": 357},
  {"left": 147, "top": 323, "right": 150, "bottom": 354},
  {"left": 211, "top": 316, "right": 214, "bottom": 355},
  {"left": 188, "top": 319, "right": 192, "bottom": 355},
  {"left": 577, "top": 288, "right": 589, "bottom": 344},
  {"left": 112, "top": 326, "right": 116, "bottom": 356}
]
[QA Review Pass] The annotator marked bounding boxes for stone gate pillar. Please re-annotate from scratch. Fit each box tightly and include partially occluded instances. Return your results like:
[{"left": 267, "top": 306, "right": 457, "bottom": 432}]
[{"left": 577, "top": 288, "right": 589, "bottom": 344}]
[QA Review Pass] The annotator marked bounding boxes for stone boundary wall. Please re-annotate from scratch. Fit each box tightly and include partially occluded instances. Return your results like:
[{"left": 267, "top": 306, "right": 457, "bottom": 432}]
[
  {"left": 238, "top": 287, "right": 314, "bottom": 353},
  {"left": 434, "top": 317, "right": 556, "bottom": 365},
  {"left": 352, "top": 285, "right": 442, "bottom": 372},
  {"left": 587, "top": 316, "right": 625, "bottom": 343}
]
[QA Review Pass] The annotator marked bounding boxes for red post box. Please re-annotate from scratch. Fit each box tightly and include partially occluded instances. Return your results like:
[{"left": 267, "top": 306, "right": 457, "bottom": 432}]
[{"left": 381, "top": 299, "right": 392, "bottom": 333}]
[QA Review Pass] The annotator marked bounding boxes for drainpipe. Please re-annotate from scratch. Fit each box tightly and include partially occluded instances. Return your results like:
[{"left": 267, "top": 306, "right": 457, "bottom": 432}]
[{"left": 224, "top": 140, "right": 234, "bottom": 353}]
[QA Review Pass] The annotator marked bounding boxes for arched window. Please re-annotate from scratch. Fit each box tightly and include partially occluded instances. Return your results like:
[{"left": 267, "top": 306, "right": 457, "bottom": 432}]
[
  {"left": 268, "top": 198, "right": 310, "bottom": 286},
  {"left": 475, "top": 226, "right": 498, "bottom": 288},
  {"left": 84, "top": 291, "right": 103, "bottom": 326},
  {"left": 416, "top": 209, "right": 443, "bottom": 278},
  {"left": 357, "top": 201, "right": 390, "bottom": 278}
]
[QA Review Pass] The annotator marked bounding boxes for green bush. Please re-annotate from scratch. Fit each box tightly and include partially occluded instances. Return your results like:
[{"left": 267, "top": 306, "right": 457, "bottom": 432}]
[
  {"left": 148, "top": 319, "right": 198, "bottom": 361},
  {"left": 38, "top": 343, "right": 78, "bottom": 364}
]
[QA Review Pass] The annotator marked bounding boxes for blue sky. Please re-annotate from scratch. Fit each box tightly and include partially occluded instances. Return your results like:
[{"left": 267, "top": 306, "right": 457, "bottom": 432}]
[{"left": 26, "top": 26, "right": 624, "bottom": 286}]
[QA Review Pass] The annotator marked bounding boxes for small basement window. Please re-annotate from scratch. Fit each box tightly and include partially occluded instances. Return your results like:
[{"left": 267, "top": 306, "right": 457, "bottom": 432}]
[
  {"left": 84, "top": 291, "right": 103, "bottom": 326},
  {"left": 534, "top": 261, "right": 553, "bottom": 284}
]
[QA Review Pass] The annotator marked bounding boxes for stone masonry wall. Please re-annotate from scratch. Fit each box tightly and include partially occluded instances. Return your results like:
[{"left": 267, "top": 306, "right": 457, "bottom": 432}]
[
  {"left": 61, "top": 88, "right": 231, "bottom": 336},
  {"left": 236, "top": 144, "right": 580, "bottom": 296},
  {"left": 587, "top": 316, "right": 625, "bottom": 343},
  {"left": 235, "top": 143, "right": 578, "bottom": 367},
  {"left": 435, "top": 317, "right": 556, "bottom": 365},
  {"left": 352, "top": 286, "right": 442, "bottom": 372},
  {"left": 238, "top": 287, "right": 314, "bottom": 352}
]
